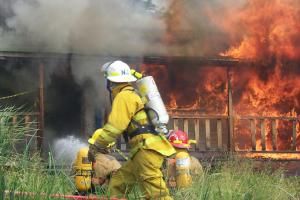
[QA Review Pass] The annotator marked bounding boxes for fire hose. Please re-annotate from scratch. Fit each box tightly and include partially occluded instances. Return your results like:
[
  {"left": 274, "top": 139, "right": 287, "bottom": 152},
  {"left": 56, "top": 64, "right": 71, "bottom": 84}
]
[{"left": 4, "top": 190, "right": 126, "bottom": 200}]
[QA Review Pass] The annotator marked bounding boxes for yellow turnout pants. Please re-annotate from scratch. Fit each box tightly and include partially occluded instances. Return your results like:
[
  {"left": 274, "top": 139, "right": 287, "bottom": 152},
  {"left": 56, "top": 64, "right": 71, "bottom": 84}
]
[{"left": 108, "top": 148, "right": 173, "bottom": 199}]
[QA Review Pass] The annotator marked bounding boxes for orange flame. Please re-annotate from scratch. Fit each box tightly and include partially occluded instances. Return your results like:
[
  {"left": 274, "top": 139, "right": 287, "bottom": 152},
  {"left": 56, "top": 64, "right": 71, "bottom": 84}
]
[
  {"left": 141, "top": 64, "right": 228, "bottom": 114},
  {"left": 241, "top": 152, "right": 300, "bottom": 160},
  {"left": 220, "top": 0, "right": 300, "bottom": 151},
  {"left": 220, "top": 0, "right": 300, "bottom": 60},
  {"left": 142, "top": 0, "right": 300, "bottom": 156}
]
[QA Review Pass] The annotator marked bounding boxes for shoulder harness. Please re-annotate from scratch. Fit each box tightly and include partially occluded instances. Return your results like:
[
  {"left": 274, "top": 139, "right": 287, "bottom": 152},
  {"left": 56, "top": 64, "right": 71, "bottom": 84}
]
[{"left": 120, "top": 87, "right": 158, "bottom": 142}]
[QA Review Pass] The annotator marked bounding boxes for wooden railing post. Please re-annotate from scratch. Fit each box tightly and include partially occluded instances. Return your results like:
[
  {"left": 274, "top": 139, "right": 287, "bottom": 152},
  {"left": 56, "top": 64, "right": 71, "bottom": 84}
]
[
  {"left": 205, "top": 119, "right": 211, "bottom": 150},
  {"left": 173, "top": 119, "right": 179, "bottom": 131},
  {"left": 250, "top": 119, "right": 256, "bottom": 151},
  {"left": 195, "top": 119, "right": 200, "bottom": 150},
  {"left": 260, "top": 119, "right": 266, "bottom": 151},
  {"left": 271, "top": 120, "right": 277, "bottom": 151},
  {"left": 183, "top": 119, "right": 188, "bottom": 134},
  {"left": 292, "top": 120, "right": 297, "bottom": 151},
  {"left": 227, "top": 67, "right": 235, "bottom": 151},
  {"left": 12, "top": 116, "right": 17, "bottom": 125},
  {"left": 24, "top": 115, "right": 30, "bottom": 145},
  {"left": 217, "top": 119, "right": 222, "bottom": 150},
  {"left": 38, "top": 63, "right": 45, "bottom": 153}
]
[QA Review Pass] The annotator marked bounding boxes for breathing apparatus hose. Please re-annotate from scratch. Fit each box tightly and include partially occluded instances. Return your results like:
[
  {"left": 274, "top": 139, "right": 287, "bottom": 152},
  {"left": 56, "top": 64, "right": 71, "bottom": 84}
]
[
  {"left": 108, "top": 142, "right": 128, "bottom": 161},
  {"left": 114, "top": 148, "right": 128, "bottom": 161}
]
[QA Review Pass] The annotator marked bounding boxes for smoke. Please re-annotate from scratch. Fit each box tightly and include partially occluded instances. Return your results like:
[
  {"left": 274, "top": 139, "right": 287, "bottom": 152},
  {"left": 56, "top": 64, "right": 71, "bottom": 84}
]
[
  {"left": 165, "top": 0, "right": 300, "bottom": 59},
  {"left": 4, "top": 0, "right": 299, "bottom": 59},
  {"left": 0, "top": 0, "right": 169, "bottom": 127},
  {"left": 53, "top": 135, "right": 88, "bottom": 165},
  {"left": 0, "top": 0, "right": 263, "bottom": 57},
  {"left": 0, "top": 0, "right": 249, "bottom": 57},
  {"left": 164, "top": 0, "right": 248, "bottom": 57},
  {"left": 0, "top": 0, "right": 167, "bottom": 56}
]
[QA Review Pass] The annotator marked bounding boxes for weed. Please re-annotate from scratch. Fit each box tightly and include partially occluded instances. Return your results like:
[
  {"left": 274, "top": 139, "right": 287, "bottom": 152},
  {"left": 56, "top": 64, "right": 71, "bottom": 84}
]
[{"left": 0, "top": 106, "right": 299, "bottom": 199}]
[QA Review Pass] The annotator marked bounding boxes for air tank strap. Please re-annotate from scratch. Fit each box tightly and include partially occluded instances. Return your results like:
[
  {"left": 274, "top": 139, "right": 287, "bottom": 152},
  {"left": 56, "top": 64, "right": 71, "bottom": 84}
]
[
  {"left": 128, "top": 109, "right": 158, "bottom": 139},
  {"left": 128, "top": 119, "right": 157, "bottom": 139},
  {"left": 118, "top": 86, "right": 137, "bottom": 143},
  {"left": 120, "top": 86, "right": 158, "bottom": 139}
]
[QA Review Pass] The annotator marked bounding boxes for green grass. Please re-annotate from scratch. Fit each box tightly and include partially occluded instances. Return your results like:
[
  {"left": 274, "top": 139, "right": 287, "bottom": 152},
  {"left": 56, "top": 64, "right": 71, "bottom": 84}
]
[
  {"left": 2, "top": 153, "right": 75, "bottom": 199},
  {"left": 0, "top": 106, "right": 75, "bottom": 199},
  {"left": 172, "top": 159, "right": 300, "bottom": 200},
  {"left": 0, "top": 106, "right": 300, "bottom": 199},
  {"left": 0, "top": 107, "right": 27, "bottom": 159}
]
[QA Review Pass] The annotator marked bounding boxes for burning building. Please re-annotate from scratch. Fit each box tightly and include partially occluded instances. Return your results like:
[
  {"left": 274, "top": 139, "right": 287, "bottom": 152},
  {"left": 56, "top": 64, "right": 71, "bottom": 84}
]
[
  {"left": 149, "top": 0, "right": 300, "bottom": 159},
  {"left": 0, "top": 0, "right": 299, "bottom": 159}
]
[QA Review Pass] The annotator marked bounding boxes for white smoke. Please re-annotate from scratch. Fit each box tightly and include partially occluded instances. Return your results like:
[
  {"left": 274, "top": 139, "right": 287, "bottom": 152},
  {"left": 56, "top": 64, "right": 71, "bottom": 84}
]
[
  {"left": 53, "top": 135, "right": 88, "bottom": 165},
  {"left": 0, "top": 0, "right": 168, "bottom": 56}
]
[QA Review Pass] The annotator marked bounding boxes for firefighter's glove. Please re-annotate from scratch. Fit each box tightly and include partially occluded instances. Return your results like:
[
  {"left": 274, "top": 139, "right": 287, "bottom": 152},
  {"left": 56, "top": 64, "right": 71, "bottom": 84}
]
[
  {"left": 88, "top": 142, "right": 109, "bottom": 162},
  {"left": 88, "top": 145, "right": 96, "bottom": 163}
]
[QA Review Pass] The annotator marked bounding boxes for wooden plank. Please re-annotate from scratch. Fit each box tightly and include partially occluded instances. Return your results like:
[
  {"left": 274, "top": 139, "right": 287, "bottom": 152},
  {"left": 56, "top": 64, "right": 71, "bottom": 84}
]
[
  {"left": 38, "top": 63, "right": 45, "bottom": 153},
  {"left": 271, "top": 120, "right": 277, "bottom": 151},
  {"left": 195, "top": 119, "right": 200, "bottom": 150},
  {"left": 205, "top": 119, "right": 211, "bottom": 150},
  {"left": 217, "top": 119, "right": 222, "bottom": 150},
  {"left": 24, "top": 115, "right": 30, "bottom": 126},
  {"left": 173, "top": 119, "right": 179, "bottom": 131},
  {"left": 250, "top": 119, "right": 256, "bottom": 151},
  {"left": 260, "top": 119, "right": 266, "bottom": 151},
  {"left": 236, "top": 150, "right": 300, "bottom": 154},
  {"left": 227, "top": 67, "right": 234, "bottom": 151},
  {"left": 12, "top": 116, "right": 17, "bottom": 125},
  {"left": 240, "top": 116, "right": 299, "bottom": 120},
  {"left": 183, "top": 119, "right": 189, "bottom": 133},
  {"left": 292, "top": 120, "right": 297, "bottom": 151},
  {"left": 167, "top": 114, "right": 229, "bottom": 119},
  {"left": 24, "top": 115, "right": 31, "bottom": 145}
]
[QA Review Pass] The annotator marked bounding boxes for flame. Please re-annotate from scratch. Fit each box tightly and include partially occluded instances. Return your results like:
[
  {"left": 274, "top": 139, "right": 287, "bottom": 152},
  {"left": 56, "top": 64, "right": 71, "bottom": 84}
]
[
  {"left": 168, "top": 93, "right": 178, "bottom": 109},
  {"left": 141, "top": 64, "right": 228, "bottom": 114},
  {"left": 221, "top": 0, "right": 300, "bottom": 151},
  {"left": 241, "top": 152, "right": 300, "bottom": 160},
  {"left": 141, "top": 0, "right": 300, "bottom": 156},
  {"left": 234, "top": 63, "right": 300, "bottom": 117},
  {"left": 219, "top": 0, "right": 300, "bottom": 60}
]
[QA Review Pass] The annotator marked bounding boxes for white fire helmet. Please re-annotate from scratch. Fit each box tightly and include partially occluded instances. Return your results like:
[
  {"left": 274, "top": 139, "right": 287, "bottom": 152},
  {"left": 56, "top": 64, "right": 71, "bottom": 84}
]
[{"left": 102, "top": 60, "right": 137, "bottom": 83}]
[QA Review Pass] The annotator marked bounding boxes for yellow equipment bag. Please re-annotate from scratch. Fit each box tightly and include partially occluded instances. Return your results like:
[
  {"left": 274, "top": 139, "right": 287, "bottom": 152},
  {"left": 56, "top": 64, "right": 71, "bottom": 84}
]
[{"left": 73, "top": 148, "right": 93, "bottom": 193}]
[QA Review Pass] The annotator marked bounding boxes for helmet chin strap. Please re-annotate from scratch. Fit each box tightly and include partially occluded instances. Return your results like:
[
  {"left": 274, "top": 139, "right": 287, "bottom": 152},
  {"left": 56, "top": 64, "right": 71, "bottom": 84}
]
[
  {"left": 106, "top": 79, "right": 112, "bottom": 93},
  {"left": 106, "top": 80, "right": 113, "bottom": 104},
  {"left": 106, "top": 80, "right": 119, "bottom": 104}
]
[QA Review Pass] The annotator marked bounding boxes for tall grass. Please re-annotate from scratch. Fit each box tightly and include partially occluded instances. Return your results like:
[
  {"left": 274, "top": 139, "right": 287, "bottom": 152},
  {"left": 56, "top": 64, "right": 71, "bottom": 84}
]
[
  {"left": 0, "top": 106, "right": 299, "bottom": 199},
  {"left": 173, "top": 158, "right": 300, "bottom": 200},
  {"left": 0, "top": 106, "right": 74, "bottom": 199},
  {"left": 0, "top": 107, "right": 27, "bottom": 160}
]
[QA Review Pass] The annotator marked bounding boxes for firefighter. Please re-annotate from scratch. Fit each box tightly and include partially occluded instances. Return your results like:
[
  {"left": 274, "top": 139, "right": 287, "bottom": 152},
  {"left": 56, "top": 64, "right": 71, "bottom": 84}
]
[
  {"left": 88, "top": 60, "right": 176, "bottom": 199},
  {"left": 166, "top": 130, "right": 203, "bottom": 188}
]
